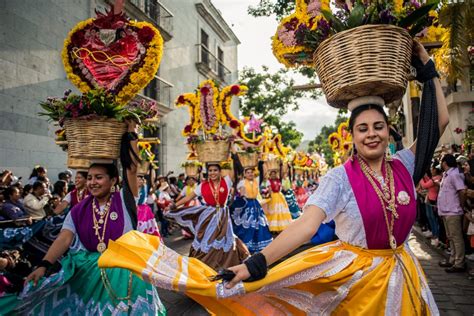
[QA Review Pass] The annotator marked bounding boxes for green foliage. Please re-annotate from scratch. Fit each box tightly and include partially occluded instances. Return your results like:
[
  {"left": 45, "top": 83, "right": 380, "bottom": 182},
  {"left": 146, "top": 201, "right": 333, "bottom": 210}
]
[
  {"left": 239, "top": 66, "right": 320, "bottom": 148},
  {"left": 247, "top": 0, "right": 295, "bottom": 20},
  {"left": 308, "top": 113, "right": 348, "bottom": 167}
]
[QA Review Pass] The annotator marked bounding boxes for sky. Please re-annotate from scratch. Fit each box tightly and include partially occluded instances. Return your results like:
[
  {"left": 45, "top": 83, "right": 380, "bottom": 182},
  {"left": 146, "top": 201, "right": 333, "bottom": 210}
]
[{"left": 212, "top": 0, "right": 339, "bottom": 141}]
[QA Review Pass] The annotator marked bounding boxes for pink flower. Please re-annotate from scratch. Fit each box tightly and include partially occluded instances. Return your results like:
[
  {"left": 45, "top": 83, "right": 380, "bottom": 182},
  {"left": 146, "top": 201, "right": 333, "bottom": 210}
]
[
  {"left": 278, "top": 27, "right": 297, "bottom": 46},
  {"left": 230, "top": 85, "right": 240, "bottom": 95},
  {"left": 307, "top": 0, "right": 322, "bottom": 17},
  {"left": 200, "top": 87, "right": 210, "bottom": 95}
]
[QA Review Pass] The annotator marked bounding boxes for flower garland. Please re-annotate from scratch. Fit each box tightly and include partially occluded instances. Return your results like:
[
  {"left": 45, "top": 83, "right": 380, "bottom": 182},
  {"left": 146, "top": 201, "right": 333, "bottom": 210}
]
[
  {"left": 62, "top": 16, "right": 163, "bottom": 105},
  {"left": 272, "top": 0, "right": 329, "bottom": 68},
  {"left": 197, "top": 80, "right": 220, "bottom": 134},
  {"left": 176, "top": 93, "right": 200, "bottom": 136}
]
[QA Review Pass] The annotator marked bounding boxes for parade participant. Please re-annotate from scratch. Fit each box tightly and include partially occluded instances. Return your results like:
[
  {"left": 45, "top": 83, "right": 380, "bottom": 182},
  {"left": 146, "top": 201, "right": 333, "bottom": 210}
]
[
  {"left": 294, "top": 174, "right": 309, "bottom": 208},
  {"left": 155, "top": 181, "right": 172, "bottom": 237},
  {"left": 137, "top": 175, "right": 160, "bottom": 237},
  {"left": 176, "top": 176, "right": 200, "bottom": 239},
  {"left": 282, "top": 174, "right": 301, "bottom": 219},
  {"left": 262, "top": 170, "right": 292, "bottom": 232},
  {"left": 54, "top": 171, "right": 89, "bottom": 215},
  {"left": 167, "top": 163, "right": 249, "bottom": 270},
  {"left": 99, "top": 42, "right": 449, "bottom": 315},
  {"left": 232, "top": 168, "right": 273, "bottom": 253},
  {"left": 0, "top": 122, "right": 167, "bottom": 315}
]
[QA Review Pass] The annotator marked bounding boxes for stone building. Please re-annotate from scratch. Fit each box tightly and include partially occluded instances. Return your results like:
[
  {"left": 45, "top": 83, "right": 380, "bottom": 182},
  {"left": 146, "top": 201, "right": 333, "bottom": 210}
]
[{"left": 0, "top": 0, "right": 240, "bottom": 180}]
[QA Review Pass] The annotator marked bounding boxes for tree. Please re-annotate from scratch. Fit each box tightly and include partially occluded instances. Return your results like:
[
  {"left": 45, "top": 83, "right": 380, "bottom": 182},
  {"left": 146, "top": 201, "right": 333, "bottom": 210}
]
[
  {"left": 248, "top": 0, "right": 295, "bottom": 20},
  {"left": 239, "top": 66, "right": 309, "bottom": 148},
  {"left": 308, "top": 111, "right": 348, "bottom": 167}
]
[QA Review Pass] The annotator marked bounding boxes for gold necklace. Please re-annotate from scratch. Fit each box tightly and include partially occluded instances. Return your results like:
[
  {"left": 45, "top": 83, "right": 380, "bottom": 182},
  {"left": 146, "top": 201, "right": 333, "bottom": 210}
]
[
  {"left": 100, "top": 269, "right": 133, "bottom": 311},
  {"left": 358, "top": 156, "right": 398, "bottom": 250},
  {"left": 76, "top": 189, "right": 85, "bottom": 202},
  {"left": 209, "top": 178, "right": 222, "bottom": 208},
  {"left": 92, "top": 197, "right": 112, "bottom": 253}
]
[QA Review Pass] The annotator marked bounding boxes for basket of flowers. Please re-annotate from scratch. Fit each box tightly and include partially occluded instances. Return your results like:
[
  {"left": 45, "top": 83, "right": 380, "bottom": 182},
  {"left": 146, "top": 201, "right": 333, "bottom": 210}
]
[
  {"left": 273, "top": 0, "right": 439, "bottom": 108},
  {"left": 137, "top": 138, "right": 159, "bottom": 175},
  {"left": 189, "top": 135, "right": 233, "bottom": 164},
  {"left": 40, "top": 89, "right": 159, "bottom": 161},
  {"left": 237, "top": 148, "right": 259, "bottom": 169},
  {"left": 182, "top": 161, "right": 202, "bottom": 177},
  {"left": 264, "top": 156, "right": 281, "bottom": 172}
]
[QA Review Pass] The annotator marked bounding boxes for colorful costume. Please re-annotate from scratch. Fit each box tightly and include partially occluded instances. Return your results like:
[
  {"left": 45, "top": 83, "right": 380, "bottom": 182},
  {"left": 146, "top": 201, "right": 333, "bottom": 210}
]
[
  {"left": 294, "top": 178, "right": 309, "bottom": 209},
  {"left": 137, "top": 185, "right": 160, "bottom": 237},
  {"left": 262, "top": 179, "right": 292, "bottom": 232},
  {"left": 166, "top": 176, "right": 249, "bottom": 270},
  {"left": 0, "top": 190, "right": 166, "bottom": 315},
  {"left": 99, "top": 149, "right": 438, "bottom": 315},
  {"left": 232, "top": 179, "right": 273, "bottom": 253},
  {"left": 282, "top": 177, "right": 301, "bottom": 219},
  {"left": 63, "top": 188, "right": 90, "bottom": 210}
]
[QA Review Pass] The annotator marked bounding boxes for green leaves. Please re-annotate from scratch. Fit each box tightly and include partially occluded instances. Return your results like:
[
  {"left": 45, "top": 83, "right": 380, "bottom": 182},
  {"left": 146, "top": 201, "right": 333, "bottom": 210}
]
[
  {"left": 347, "top": 1, "right": 366, "bottom": 29},
  {"left": 321, "top": 9, "right": 345, "bottom": 33},
  {"left": 398, "top": 0, "right": 439, "bottom": 29}
]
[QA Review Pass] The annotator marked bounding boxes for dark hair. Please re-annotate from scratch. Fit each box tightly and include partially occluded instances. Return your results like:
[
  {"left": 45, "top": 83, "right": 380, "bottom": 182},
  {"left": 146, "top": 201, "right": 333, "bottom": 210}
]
[
  {"left": 88, "top": 163, "right": 119, "bottom": 181},
  {"left": 58, "top": 172, "right": 68, "bottom": 181},
  {"left": 207, "top": 163, "right": 222, "bottom": 171},
  {"left": 53, "top": 180, "right": 67, "bottom": 196},
  {"left": 178, "top": 173, "right": 185, "bottom": 178},
  {"left": 22, "top": 184, "right": 32, "bottom": 197},
  {"left": 441, "top": 154, "right": 457, "bottom": 168},
  {"left": 169, "top": 177, "right": 177, "bottom": 185},
  {"left": 29, "top": 166, "right": 46, "bottom": 179},
  {"left": 4, "top": 186, "right": 19, "bottom": 200},
  {"left": 348, "top": 104, "right": 389, "bottom": 133},
  {"left": 77, "top": 171, "right": 88, "bottom": 179},
  {"left": 32, "top": 181, "right": 45, "bottom": 191}
]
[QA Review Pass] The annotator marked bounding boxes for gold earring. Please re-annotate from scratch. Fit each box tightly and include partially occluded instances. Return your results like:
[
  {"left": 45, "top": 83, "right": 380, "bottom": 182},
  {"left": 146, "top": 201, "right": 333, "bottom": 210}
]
[
  {"left": 386, "top": 147, "right": 393, "bottom": 162},
  {"left": 110, "top": 185, "right": 116, "bottom": 193}
]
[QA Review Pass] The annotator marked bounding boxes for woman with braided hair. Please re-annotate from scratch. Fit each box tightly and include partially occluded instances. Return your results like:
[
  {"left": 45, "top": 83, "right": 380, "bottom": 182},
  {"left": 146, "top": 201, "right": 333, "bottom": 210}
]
[{"left": 98, "top": 42, "right": 448, "bottom": 315}]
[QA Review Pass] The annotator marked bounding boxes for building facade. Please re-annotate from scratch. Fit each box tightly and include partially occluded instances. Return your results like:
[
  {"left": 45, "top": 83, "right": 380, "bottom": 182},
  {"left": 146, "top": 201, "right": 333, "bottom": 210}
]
[{"left": 0, "top": 0, "right": 240, "bottom": 180}]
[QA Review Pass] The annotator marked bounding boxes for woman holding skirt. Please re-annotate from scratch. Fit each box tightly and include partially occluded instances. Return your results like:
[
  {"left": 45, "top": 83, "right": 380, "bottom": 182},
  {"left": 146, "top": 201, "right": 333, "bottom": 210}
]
[
  {"left": 0, "top": 124, "right": 166, "bottom": 315},
  {"left": 232, "top": 168, "right": 273, "bottom": 253},
  {"left": 166, "top": 163, "right": 249, "bottom": 270},
  {"left": 99, "top": 43, "right": 448, "bottom": 315},
  {"left": 262, "top": 170, "right": 293, "bottom": 233}
]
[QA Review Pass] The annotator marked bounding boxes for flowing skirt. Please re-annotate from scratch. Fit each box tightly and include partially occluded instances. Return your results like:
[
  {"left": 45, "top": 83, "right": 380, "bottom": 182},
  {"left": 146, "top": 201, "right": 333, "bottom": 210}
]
[
  {"left": 294, "top": 187, "right": 309, "bottom": 209},
  {"left": 283, "top": 189, "right": 301, "bottom": 219},
  {"left": 137, "top": 204, "right": 161, "bottom": 237},
  {"left": 165, "top": 205, "right": 249, "bottom": 270},
  {"left": 262, "top": 192, "right": 292, "bottom": 232},
  {"left": 99, "top": 231, "right": 438, "bottom": 316},
  {"left": 0, "top": 251, "right": 166, "bottom": 315},
  {"left": 232, "top": 197, "right": 273, "bottom": 253}
]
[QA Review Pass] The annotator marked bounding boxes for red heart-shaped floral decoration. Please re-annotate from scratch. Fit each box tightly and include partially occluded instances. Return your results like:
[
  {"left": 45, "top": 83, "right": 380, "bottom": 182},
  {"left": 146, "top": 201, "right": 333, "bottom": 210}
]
[{"left": 62, "top": 10, "right": 163, "bottom": 105}]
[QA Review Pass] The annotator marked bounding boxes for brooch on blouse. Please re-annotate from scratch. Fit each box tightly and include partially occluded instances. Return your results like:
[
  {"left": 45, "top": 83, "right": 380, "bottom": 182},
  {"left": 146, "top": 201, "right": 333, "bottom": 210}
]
[
  {"left": 219, "top": 187, "right": 225, "bottom": 193},
  {"left": 110, "top": 212, "right": 118, "bottom": 221},
  {"left": 397, "top": 191, "right": 410, "bottom": 205}
]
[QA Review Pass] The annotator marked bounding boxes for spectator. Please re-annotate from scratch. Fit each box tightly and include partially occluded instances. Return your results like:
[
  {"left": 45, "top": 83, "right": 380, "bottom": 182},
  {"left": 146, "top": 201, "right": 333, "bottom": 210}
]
[
  {"left": 438, "top": 154, "right": 467, "bottom": 273},
  {"left": 420, "top": 169, "right": 441, "bottom": 246},
  {"left": 0, "top": 170, "right": 14, "bottom": 189},
  {"left": 52, "top": 180, "right": 68, "bottom": 200},
  {"left": 23, "top": 181, "right": 50, "bottom": 218},
  {"left": 28, "top": 166, "right": 47, "bottom": 186},
  {"left": 168, "top": 177, "right": 180, "bottom": 199},
  {"left": 0, "top": 187, "right": 32, "bottom": 225}
]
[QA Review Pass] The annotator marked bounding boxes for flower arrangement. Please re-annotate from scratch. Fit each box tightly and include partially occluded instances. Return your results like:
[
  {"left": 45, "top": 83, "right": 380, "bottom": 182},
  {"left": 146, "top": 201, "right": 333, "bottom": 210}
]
[
  {"left": 185, "top": 133, "right": 236, "bottom": 145},
  {"left": 273, "top": 0, "right": 440, "bottom": 68},
  {"left": 61, "top": 8, "right": 163, "bottom": 105},
  {"left": 220, "top": 161, "right": 233, "bottom": 170},
  {"left": 181, "top": 161, "right": 203, "bottom": 168},
  {"left": 39, "top": 89, "right": 157, "bottom": 126},
  {"left": 176, "top": 80, "right": 249, "bottom": 137},
  {"left": 138, "top": 141, "right": 158, "bottom": 169}
]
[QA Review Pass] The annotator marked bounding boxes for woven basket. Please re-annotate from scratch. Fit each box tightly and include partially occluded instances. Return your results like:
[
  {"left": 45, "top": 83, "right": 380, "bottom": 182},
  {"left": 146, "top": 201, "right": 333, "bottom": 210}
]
[
  {"left": 184, "top": 164, "right": 200, "bottom": 177},
  {"left": 67, "top": 155, "right": 91, "bottom": 170},
  {"left": 237, "top": 152, "right": 259, "bottom": 169},
  {"left": 64, "top": 118, "right": 127, "bottom": 160},
  {"left": 264, "top": 158, "right": 280, "bottom": 171},
  {"left": 195, "top": 140, "right": 230, "bottom": 163},
  {"left": 313, "top": 24, "right": 412, "bottom": 108},
  {"left": 221, "top": 168, "right": 233, "bottom": 178},
  {"left": 137, "top": 161, "right": 150, "bottom": 175}
]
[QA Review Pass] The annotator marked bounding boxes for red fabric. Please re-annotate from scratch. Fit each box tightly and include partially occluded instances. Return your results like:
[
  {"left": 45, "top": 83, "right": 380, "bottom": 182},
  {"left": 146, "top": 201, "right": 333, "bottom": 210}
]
[
  {"left": 201, "top": 178, "right": 228, "bottom": 206},
  {"left": 269, "top": 179, "right": 281, "bottom": 193}
]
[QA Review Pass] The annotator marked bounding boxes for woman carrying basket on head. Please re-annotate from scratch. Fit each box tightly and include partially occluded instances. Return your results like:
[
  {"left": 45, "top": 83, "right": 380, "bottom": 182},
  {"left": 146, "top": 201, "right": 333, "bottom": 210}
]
[{"left": 0, "top": 121, "right": 167, "bottom": 315}]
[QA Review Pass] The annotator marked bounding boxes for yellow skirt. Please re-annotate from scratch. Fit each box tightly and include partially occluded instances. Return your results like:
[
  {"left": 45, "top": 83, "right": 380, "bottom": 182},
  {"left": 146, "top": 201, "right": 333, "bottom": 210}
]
[
  {"left": 99, "top": 231, "right": 438, "bottom": 315},
  {"left": 263, "top": 192, "right": 293, "bottom": 232}
]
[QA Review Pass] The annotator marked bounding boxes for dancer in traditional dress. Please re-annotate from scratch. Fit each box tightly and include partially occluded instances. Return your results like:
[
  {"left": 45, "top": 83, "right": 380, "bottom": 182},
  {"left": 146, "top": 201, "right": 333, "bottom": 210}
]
[
  {"left": 53, "top": 171, "right": 90, "bottom": 215},
  {"left": 137, "top": 175, "right": 160, "bottom": 236},
  {"left": 232, "top": 168, "right": 273, "bottom": 253},
  {"left": 176, "top": 176, "right": 200, "bottom": 239},
  {"left": 262, "top": 170, "right": 292, "bottom": 233},
  {"left": 98, "top": 43, "right": 448, "bottom": 315},
  {"left": 282, "top": 174, "right": 301, "bottom": 219},
  {"left": 0, "top": 124, "right": 166, "bottom": 315},
  {"left": 294, "top": 174, "right": 309, "bottom": 209},
  {"left": 166, "top": 163, "right": 249, "bottom": 270}
]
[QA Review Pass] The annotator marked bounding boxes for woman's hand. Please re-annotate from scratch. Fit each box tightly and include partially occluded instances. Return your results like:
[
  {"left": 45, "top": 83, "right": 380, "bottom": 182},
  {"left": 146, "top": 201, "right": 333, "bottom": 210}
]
[
  {"left": 25, "top": 267, "right": 47, "bottom": 286},
  {"left": 225, "top": 264, "right": 251, "bottom": 289},
  {"left": 412, "top": 40, "right": 430, "bottom": 65}
]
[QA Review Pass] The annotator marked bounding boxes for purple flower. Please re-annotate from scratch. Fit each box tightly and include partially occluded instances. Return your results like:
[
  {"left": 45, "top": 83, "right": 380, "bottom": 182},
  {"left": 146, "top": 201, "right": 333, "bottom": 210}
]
[
  {"left": 295, "top": 23, "right": 309, "bottom": 45},
  {"left": 379, "top": 9, "right": 395, "bottom": 24}
]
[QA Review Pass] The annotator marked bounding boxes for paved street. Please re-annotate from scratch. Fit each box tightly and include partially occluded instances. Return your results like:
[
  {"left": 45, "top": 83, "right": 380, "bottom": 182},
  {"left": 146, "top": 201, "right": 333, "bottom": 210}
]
[{"left": 158, "top": 231, "right": 474, "bottom": 315}]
